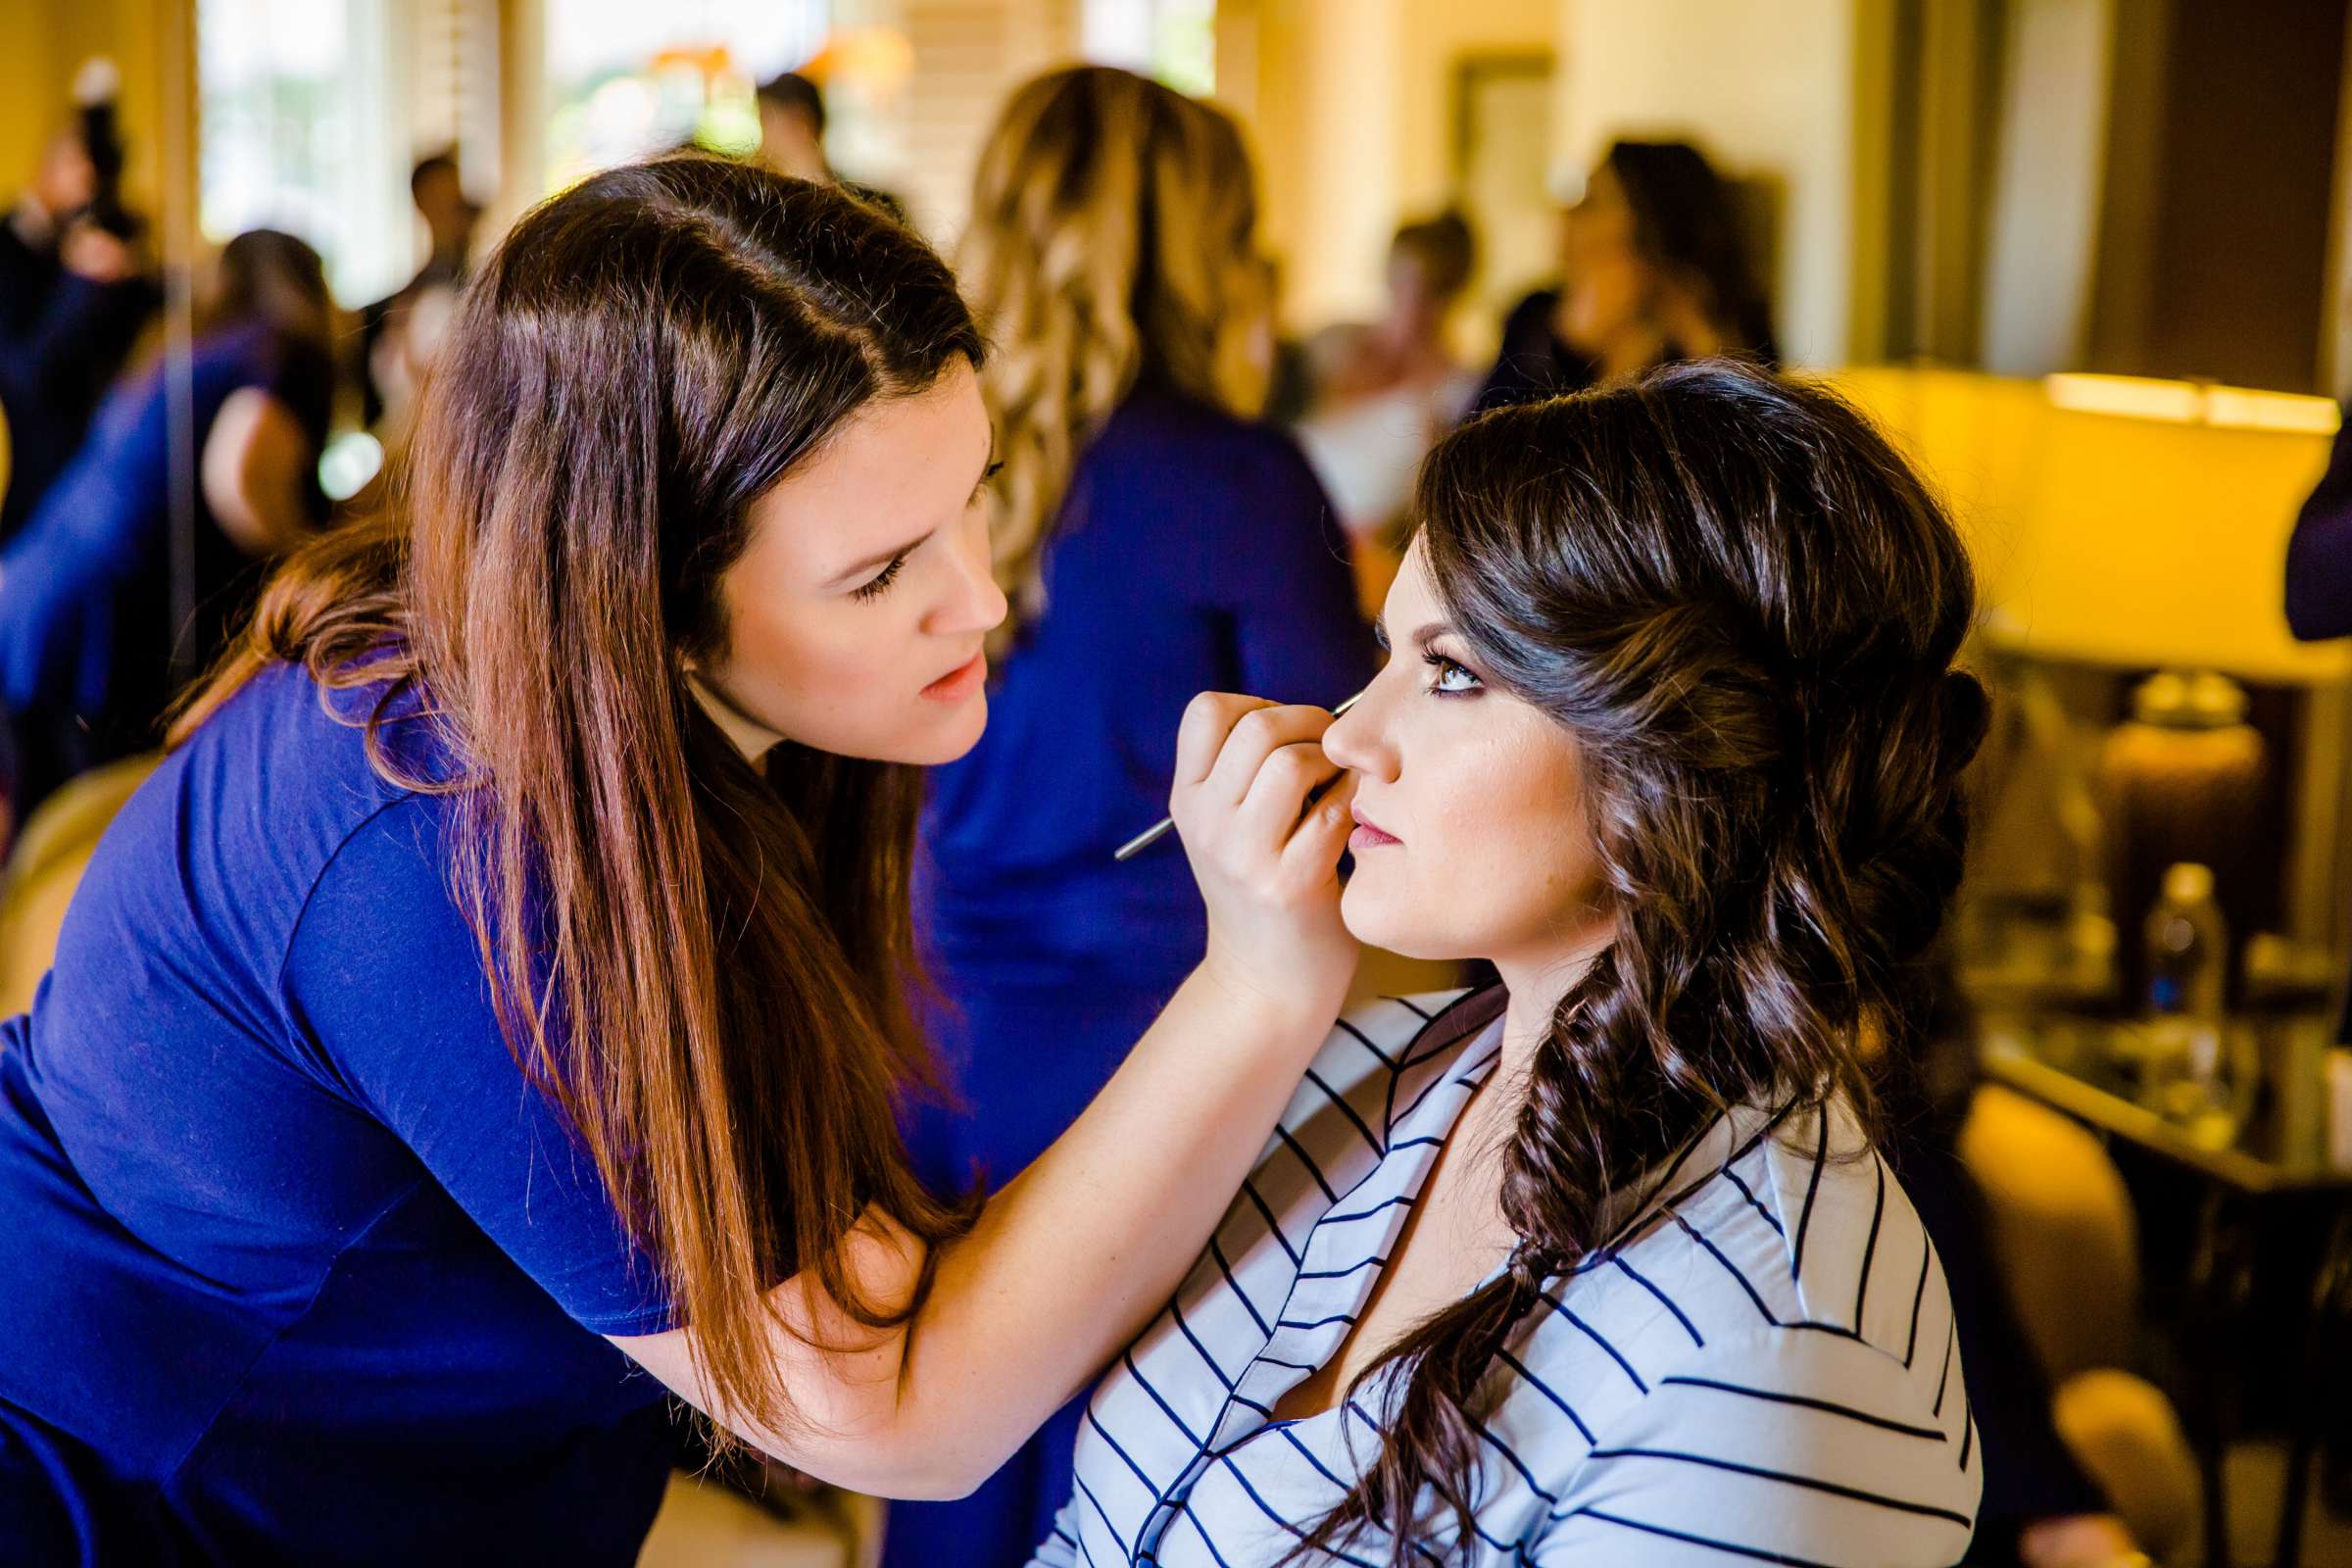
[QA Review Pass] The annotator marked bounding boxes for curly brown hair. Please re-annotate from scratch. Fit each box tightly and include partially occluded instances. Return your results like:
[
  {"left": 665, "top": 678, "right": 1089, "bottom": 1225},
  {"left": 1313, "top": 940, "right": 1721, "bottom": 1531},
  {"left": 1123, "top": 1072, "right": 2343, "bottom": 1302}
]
[{"left": 1287, "top": 362, "right": 1986, "bottom": 1563}]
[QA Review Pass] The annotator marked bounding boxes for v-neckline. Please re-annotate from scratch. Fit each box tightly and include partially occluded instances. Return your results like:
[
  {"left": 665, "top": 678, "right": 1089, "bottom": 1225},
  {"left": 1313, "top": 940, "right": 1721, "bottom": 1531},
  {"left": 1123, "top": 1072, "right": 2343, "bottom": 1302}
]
[{"left": 1242, "top": 1006, "right": 1509, "bottom": 1437}]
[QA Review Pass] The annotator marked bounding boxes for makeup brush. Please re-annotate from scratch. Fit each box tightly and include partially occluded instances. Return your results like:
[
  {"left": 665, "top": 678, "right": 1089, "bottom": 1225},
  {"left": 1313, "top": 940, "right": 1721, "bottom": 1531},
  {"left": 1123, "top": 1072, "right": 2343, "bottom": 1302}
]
[{"left": 1112, "top": 693, "right": 1363, "bottom": 862}]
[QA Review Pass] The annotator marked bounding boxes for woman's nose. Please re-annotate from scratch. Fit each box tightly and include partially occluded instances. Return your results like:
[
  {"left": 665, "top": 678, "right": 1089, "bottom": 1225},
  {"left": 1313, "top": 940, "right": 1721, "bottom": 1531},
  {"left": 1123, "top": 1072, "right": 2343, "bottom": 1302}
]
[
  {"left": 1321, "top": 683, "right": 1396, "bottom": 781},
  {"left": 932, "top": 518, "right": 1008, "bottom": 637}
]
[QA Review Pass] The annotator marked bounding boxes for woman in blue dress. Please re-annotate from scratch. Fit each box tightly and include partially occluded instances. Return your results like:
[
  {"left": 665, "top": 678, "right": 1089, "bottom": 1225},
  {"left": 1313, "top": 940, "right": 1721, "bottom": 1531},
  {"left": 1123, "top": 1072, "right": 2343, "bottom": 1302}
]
[
  {"left": 0, "top": 158, "right": 1368, "bottom": 1564},
  {"left": 0, "top": 227, "right": 334, "bottom": 811},
  {"left": 892, "top": 67, "right": 1373, "bottom": 1568}
]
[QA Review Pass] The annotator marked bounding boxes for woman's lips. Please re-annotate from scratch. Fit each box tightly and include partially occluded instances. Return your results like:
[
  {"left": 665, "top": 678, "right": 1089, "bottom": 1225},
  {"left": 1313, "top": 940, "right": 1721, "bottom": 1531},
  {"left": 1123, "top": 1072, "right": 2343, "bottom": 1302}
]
[
  {"left": 1349, "top": 807, "right": 1399, "bottom": 851},
  {"left": 921, "top": 651, "right": 987, "bottom": 702}
]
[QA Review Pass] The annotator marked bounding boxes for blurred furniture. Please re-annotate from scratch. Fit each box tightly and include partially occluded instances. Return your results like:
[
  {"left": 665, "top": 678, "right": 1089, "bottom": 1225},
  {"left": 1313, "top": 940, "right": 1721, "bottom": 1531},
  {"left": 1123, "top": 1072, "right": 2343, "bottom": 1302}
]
[
  {"left": 1961, "top": 1083, "right": 2201, "bottom": 1558},
  {"left": 638, "top": 1473, "right": 880, "bottom": 1568},
  {"left": 0, "top": 753, "right": 158, "bottom": 1015},
  {"left": 1981, "top": 1013, "right": 2352, "bottom": 1567},
  {"left": 1836, "top": 368, "right": 2352, "bottom": 968}
]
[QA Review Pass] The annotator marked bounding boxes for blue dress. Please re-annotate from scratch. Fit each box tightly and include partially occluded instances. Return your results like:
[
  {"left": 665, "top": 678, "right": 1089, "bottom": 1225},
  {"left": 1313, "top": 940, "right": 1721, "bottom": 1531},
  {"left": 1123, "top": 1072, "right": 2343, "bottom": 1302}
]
[
  {"left": 892, "top": 385, "right": 1372, "bottom": 1568},
  {"left": 0, "top": 663, "right": 678, "bottom": 1563},
  {"left": 0, "top": 321, "right": 328, "bottom": 811}
]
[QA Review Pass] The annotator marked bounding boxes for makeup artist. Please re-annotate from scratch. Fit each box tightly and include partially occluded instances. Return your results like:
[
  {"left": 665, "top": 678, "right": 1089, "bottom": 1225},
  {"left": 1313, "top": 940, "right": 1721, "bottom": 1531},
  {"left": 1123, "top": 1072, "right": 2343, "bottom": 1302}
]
[
  {"left": 895, "top": 69, "right": 1370, "bottom": 1568},
  {"left": 0, "top": 157, "right": 1363, "bottom": 1565}
]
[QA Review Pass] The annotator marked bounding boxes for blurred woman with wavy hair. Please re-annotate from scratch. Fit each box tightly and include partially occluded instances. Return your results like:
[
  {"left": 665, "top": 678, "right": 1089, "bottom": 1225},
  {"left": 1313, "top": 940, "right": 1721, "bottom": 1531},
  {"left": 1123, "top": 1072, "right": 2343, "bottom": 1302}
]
[{"left": 895, "top": 65, "right": 1370, "bottom": 1568}]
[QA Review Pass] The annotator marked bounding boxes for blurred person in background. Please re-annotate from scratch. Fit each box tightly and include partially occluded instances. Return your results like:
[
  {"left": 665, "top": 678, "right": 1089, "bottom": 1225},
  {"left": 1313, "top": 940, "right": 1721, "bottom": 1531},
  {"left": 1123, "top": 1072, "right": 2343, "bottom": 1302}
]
[
  {"left": 890, "top": 65, "right": 1371, "bottom": 1568},
  {"left": 755, "top": 71, "right": 906, "bottom": 222},
  {"left": 0, "top": 60, "right": 160, "bottom": 543},
  {"left": 0, "top": 228, "right": 336, "bottom": 814},
  {"left": 1474, "top": 138, "right": 1776, "bottom": 414},
  {"left": 1291, "top": 212, "right": 1481, "bottom": 612},
  {"left": 358, "top": 152, "right": 479, "bottom": 424}
]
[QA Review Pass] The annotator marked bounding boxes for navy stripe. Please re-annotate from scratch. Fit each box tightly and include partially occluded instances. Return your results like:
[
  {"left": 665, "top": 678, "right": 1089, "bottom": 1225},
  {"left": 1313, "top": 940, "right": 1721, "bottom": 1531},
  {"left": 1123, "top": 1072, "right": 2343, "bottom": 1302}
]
[
  {"left": 1324, "top": 1192, "right": 1414, "bottom": 1224},
  {"left": 1166, "top": 1298, "right": 1235, "bottom": 1393},
  {"left": 1657, "top": 1375, "right": 1948, "bottom": 1441},
  {"left": 1273, "top": 1124, "right": 1340, "bottom": 1203},
  {"left": 1275, "top": 1423, "right": 1355, "bottom": 1494},
  {"left": 1852, "top": 1156, "right": 1886, "bottom": 1332},
  {"left": 1388, "top": 1064, "right": 1456, "bottom": 1133},
  {"left": 1388, "top": 994, "right": 1437, "bottom": 1022},
  {"left": 1239, "top": 1179, "right": 1301, "bottom": 1264},
  {"left": 1534, "top": 1293, "right": 1649, "bottom": 1393},
  {"left": 1298, "top": 1253, "right": 1388, "bottom": 1281},
  {"left": 1903, "top": 1230, "right": 1933, "bottom": 1368},
  {"left": 1124, "top": 1347, "right": 1207, "bottom": 1443},
  {"left": 1180, "top": 1504, "right": 1237, "bottom": 1568},
  {"left": 1474, "top": 1420, "right": 1561, "bottom": 1504},
  {"left": 1667, "top": 1209, "right": 1780, "bottom": 1325},
  {"left": 1276, "top": 1312, "right": 1359, "bottom": 1333},
  {"left": 1071, "top": 1471, "right": 1131, "bottom": 1559},
  {"left": 1611, "top": 1254, "right": 1704, "bottom": 1348},
  {"left": 1303, "top": 1067, "right": 1385, "bottom": 1155},
  {"left": 1789, "top": 1112, "right": 1831, "bottom": 1281},
  {"left": 1215, "top": 1453, "right": 1385, "bottom": 1568},
  {"left": 1496, "top": 1347, "right": 1594, "bottom": 1444},
  {"left": 1719, "top": 1159, "right": 1787, "bottom": 1237},
  {"left": 1085, "top": 1403, "right": 1165, "bottom": 1502},
  {"left": 1933, "top": 1316, "right": 1954, "bottom": 1417},
  {"left": 1333, "top": 1015, "right": 1397, "bottom": 1070},
  {"left": 1207, "top": 1235, "right": 1272, "bottom": 1338},
  {"left": 1583, "top": 1446, "right": 1977, "bottom": 1527},
  {"left": 1553, "top": 1508, "right": 1847, "bottom": 1567}
]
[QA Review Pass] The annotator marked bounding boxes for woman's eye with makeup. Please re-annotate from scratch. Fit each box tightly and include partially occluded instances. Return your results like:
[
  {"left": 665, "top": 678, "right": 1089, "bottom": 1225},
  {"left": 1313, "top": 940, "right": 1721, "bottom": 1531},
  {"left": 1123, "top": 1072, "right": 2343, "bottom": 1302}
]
[
  {"left": 852, "top": 553, "right": 910, "bottom": 602},
  {"left": 1423, "top": 651, "right": 1484, "bottom": 696}
]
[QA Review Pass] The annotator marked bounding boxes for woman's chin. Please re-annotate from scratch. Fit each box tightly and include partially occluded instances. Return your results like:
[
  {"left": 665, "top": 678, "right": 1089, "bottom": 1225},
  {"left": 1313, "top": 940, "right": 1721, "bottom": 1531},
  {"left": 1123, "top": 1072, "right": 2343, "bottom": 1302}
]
[{"left": 1340, "top": 881, "right": 1462, "bottom": 963}]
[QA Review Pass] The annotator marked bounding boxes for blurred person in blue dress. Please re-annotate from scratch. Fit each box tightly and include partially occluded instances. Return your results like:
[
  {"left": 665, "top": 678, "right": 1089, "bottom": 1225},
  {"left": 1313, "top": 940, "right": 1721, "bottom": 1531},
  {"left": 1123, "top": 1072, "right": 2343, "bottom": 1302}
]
[
  {"left": 0, "top": 228, "right": 336, "bottom": 813},
  {"left": 0, "top": 62, "right": 160, "bottom": 545},
  {"left": 890, "top": 65, "right": 1372, "bottom": 1568}
]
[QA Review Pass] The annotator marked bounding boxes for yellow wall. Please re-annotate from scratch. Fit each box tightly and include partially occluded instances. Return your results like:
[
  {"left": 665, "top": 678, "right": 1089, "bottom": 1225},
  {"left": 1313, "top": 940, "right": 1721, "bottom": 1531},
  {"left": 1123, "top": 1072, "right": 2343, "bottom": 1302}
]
[{"left": 1222, "top": 0, "right": 1552, "bottom": 330}]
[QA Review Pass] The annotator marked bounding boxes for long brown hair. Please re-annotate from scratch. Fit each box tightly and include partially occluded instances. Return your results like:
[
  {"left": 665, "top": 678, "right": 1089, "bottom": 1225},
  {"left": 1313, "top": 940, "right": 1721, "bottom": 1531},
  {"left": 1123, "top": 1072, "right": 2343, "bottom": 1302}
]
[
  {"left": 1291, "top": 363, "right": 1985, "bottom": 1562},
  {"left": 174, "top": 157, "right": 983, "bottom": 1445},
  {"left": 961, "top": 66, "right": 1268, "bottom": 647}
]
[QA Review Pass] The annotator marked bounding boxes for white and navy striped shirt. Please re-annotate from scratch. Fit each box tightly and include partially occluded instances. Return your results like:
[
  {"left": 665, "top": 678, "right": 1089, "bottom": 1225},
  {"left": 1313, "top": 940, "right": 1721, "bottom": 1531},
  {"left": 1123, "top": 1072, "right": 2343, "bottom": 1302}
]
[{"left": 1029, "top": 988, "right": 1981, "bottom": 1566}]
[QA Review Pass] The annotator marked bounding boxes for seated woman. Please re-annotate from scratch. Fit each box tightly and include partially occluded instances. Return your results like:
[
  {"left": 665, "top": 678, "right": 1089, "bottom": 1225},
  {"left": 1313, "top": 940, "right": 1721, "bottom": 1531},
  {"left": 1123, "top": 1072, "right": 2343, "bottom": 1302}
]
[{"left": 1032, "top": 364, "right": 1988, "bottom": 1567}]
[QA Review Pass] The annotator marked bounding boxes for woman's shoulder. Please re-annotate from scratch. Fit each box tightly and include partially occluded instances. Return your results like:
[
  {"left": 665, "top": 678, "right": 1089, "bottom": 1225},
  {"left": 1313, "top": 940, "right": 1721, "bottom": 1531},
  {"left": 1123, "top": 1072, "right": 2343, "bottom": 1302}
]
[
  {"left": 1522, "top": 1107, "right": 1980, "bottom": 1560},
  {"left": 175, "top": 659, "right": 456, "bottom": 847},
  {"left": 1089, "top": 385, "right": 1314, "bottom": 488}
]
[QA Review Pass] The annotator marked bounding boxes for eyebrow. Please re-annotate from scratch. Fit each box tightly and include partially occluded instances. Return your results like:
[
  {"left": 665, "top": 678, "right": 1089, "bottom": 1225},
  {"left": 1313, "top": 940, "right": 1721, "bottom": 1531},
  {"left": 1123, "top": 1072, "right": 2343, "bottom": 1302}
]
[{"left": 1370, "top": 616, "right": 1458, "bottom": 652}]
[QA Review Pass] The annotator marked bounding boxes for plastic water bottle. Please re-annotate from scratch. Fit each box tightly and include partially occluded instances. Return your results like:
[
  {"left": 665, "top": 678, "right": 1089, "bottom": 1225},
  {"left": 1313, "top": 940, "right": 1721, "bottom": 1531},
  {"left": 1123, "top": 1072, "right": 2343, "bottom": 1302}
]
[
  {"left": 2145, "top": 861, "right": 2227, "bottom": 1020},
  {"left": 2141, "top": 862, "right": 2236, "bottom": 1142}
]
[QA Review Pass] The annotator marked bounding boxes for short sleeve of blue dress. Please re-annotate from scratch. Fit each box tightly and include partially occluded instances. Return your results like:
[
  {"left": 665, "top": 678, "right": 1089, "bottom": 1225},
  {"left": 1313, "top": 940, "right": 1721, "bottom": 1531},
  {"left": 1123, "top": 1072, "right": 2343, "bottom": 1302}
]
[
  {"left": 279, "top": 786, "right": 677, "bottom": 1335},
  {"left": 0, "top": 661, "right": 678, "bottom": 1563}
]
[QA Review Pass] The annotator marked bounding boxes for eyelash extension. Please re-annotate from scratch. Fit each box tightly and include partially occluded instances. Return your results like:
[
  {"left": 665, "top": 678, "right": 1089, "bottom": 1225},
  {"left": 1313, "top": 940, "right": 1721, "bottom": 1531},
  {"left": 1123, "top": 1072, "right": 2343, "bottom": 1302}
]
[
  {"left": 853, "top": 554, "right": 909, "bottom": 602},
  {"left": 1421, "top": 650, "right": 1484, "bottom": 696}
]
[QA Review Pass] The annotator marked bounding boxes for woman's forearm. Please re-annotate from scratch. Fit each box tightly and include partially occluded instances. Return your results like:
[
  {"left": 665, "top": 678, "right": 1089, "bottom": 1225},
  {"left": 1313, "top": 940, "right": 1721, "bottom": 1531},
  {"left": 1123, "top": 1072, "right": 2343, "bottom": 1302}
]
[
  {"left": 617, "top": 958, "right": 1340, "bottom": 1497},
  {"left": 615, "top": 694, "right": 1357, "bottom": 1496},
  {"left": 887, "top": 956, "right": 1337, "bottom": 1485}
]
